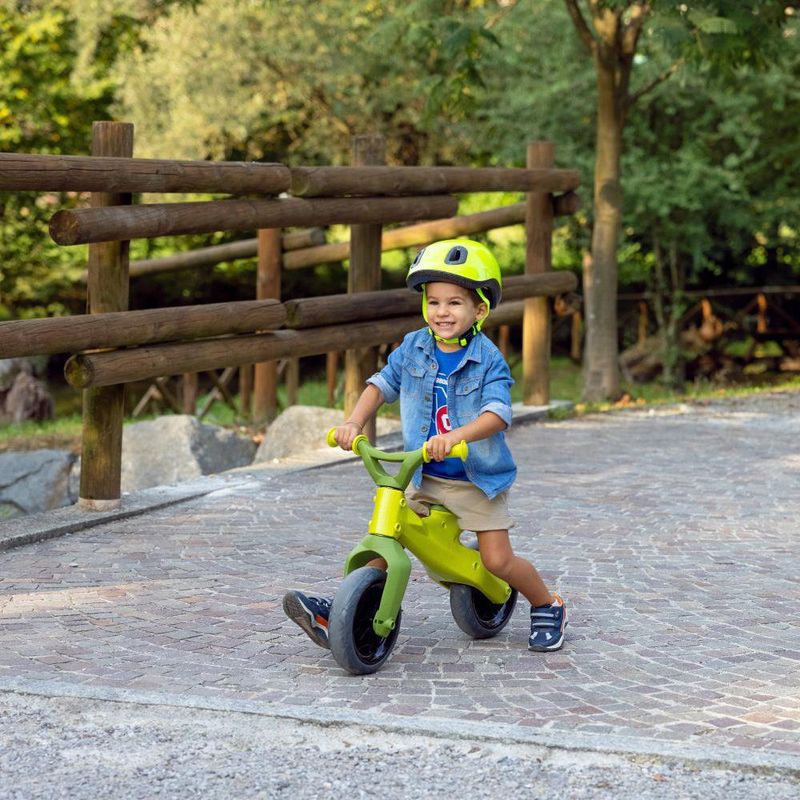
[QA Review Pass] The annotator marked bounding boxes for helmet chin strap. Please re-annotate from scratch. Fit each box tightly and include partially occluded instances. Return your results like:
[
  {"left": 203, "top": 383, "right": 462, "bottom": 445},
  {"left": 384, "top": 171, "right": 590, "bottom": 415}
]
[{"left": 422, "top": 286, "right": 490, "bottom": 347}]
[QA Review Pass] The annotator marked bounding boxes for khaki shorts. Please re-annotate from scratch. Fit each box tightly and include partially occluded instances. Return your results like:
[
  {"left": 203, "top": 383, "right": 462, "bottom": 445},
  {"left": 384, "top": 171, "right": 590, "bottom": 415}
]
[{"left": 406, "top": 475, "right": 514, "bottom": 532}]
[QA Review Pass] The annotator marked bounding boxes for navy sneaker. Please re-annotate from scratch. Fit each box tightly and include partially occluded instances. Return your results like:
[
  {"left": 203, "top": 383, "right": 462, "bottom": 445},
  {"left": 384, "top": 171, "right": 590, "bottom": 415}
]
[
  {"left": 283, "top": 591, "right": 332, "bottom": 649},
  {"left": 528, "top": 594, "right": 567, "bottom": 651}
]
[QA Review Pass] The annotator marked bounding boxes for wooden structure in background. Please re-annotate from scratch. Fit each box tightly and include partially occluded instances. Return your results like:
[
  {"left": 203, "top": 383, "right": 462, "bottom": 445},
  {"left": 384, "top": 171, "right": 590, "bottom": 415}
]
[
  {"left": 523, "top": 141, "right": 555, "bottom": 406},
  {"left": 79, "top": 122, "right": 133, "bottom": 511},
  {"left": 0, "top": 130, "right": 581, "bottom": 505},
  {"left": 345, "top": 135, "right": 385, "bottom": 444}
]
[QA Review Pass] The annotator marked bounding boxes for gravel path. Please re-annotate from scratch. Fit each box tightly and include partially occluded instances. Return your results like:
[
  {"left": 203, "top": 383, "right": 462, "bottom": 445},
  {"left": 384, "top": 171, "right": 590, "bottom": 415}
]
[{"left": 2, "top": 691, "right": 799, "bottom": 800}]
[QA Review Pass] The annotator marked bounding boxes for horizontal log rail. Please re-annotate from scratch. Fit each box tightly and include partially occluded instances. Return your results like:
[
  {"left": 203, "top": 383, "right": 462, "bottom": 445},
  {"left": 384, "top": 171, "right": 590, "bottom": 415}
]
[
  {"left": 105, "top": 227, "right": 326, "bottom": 280},
  {"left": 290, "top": 166, "right": 581, "bottom": 197},
  {"left": 0, "top": 272, "right": 575, "bottom": 360},
  {"left": 0, "top": 300, "right": 287, "bottom": 358},
  {"left": 64, "top": 301, "right": 540, "bottom": 390},
  {"left": 285, "top": 272, "right": 578, "bottom": 328},
  {"left": 0, "top": 273, "right": 576, "bottom": 359},
  {"left": 281, "top": 227, "right": 327, "bottom": 250},
  {"left": 128, "top": 239, "right": 258, "bottom": 279},
  {"left": 283, "top": 194, "right": 580, "bottom": 270},
  {"left": 65, "top": 317, "right": 423, "bottom": 389},
  {"left": 0, "top": 152, "right": 290, "bottom": 194},
  {"left": 50, "top": 194, "right": 458, "bottom": 245}
]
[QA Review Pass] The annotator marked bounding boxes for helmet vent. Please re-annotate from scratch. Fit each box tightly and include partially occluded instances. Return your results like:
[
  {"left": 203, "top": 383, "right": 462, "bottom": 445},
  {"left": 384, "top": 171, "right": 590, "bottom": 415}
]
[{"left": 444, "top": 246, "right": 468, "bottom": 265}]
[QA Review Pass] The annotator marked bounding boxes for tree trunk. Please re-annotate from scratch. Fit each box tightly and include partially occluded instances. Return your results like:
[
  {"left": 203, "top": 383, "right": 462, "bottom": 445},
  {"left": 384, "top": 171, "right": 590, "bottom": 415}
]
[{"left": 582, "top": 48, "right": 626, "bottom": 402}]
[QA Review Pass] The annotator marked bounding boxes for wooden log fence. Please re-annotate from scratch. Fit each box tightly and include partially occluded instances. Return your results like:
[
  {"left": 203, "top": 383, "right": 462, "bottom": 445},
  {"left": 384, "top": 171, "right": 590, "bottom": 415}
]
[
  {"left": 0, "top": 152, "right": 290, "bottom": 194},
  {"left": 284, "top": 273, "right": 577, "bottom": 329},
  {"left": 283, "top": 194, "right": 580, "bottom": 271},
  {"left": 79, "top": 121, "right": 133, "bottom": 512},
  {"left": 290, "top": 165, "right": 580, "bottom": 197},
  {"left": 63, "top": 275, "right": 576, "bottom": 391},
  {"left": 93, "top": 228, "right": 325, "bottom": 281},
  {"left": 0, "top": 300, "right": 286, "bottom": 358},
  {"left": 0, "top": 131, "right": 581, "bottom": 507},
  {"left": 49, "top": 195, "right": 459, "bottom": 246},
  {"left": 0, "top": 273, "right": 574, "bottom": 363}
]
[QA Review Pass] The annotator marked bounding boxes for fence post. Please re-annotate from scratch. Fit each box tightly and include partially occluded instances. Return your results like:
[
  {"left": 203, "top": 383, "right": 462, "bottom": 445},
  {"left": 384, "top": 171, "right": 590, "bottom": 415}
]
[
  {"left": 253, "top": 228, "right": 282, "bottom": 423},
  {"left": 345, "top": 134, "right": 385, "bottom": 442},
  {"left": 78, "top": 121, "right": 134, "bottom": 510},
  {"left": 523, "top": 141, "right": 554, "bottom": 405}
]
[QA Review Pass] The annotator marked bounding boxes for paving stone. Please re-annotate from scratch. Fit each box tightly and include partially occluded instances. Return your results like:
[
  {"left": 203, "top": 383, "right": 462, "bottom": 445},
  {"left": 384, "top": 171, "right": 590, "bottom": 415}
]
[{"left": 0, "top": 392, "right": 799, "bottom": 763}]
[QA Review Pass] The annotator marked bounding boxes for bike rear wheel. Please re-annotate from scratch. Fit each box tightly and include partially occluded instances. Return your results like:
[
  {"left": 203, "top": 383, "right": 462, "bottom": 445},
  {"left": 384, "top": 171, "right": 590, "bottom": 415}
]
[
  {"left": 329, "top": 566, "right": 402, "bottom": 675},
  {"left": 449, "top": 583, "right": 518, "bottom": 639}
]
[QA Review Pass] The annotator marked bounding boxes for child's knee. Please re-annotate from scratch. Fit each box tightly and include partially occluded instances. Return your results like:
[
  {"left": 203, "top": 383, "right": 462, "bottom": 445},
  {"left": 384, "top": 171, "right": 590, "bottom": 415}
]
[{"left": 479, "top": 546, "right": 514, "bottom": 579}]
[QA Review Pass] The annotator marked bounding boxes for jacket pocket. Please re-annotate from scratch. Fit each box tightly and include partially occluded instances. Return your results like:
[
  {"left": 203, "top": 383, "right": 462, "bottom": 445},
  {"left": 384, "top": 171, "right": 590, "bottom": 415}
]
[
  {"left": 454, "top": 377, "right": 481, "bottom": 421},
  {"left": 455, "top": 378, "right": 480, "bottom": 396},
  {"left": 404, "top": 361, "right": 426, "bottom": 379}
]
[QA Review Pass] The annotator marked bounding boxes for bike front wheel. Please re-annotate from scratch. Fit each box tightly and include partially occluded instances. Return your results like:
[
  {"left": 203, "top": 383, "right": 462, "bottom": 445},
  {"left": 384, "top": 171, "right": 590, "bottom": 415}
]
[
  {"left": 449, "top": 583, "right": 518, "bottom": 639},
  {"left": 329, "top": 566, "right": 402, "bottom": 675}
]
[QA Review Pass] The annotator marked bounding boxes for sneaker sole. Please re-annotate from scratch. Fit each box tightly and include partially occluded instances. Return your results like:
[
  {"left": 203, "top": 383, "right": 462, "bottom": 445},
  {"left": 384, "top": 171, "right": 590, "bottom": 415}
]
[{"left": 282, "top": 593, "right": 330, "bottom": 649}]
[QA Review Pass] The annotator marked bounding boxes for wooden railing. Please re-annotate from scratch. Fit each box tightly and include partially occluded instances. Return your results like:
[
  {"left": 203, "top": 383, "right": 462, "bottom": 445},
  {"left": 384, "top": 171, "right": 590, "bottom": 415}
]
[{"left": 0, "top": 122, "right": 581, "bottom": 510}]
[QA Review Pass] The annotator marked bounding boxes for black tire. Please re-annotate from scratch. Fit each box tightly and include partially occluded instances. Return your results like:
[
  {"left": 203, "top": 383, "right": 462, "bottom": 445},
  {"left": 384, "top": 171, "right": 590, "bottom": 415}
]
[
  {"left": 450, "top": 583, "right": 518, "bottom": 638},
  {"left": 328, "top": 567, "right": 402, "bottom": 675},
  {"left": 449, "top": 544, "right": 517, "bottom": 638}
]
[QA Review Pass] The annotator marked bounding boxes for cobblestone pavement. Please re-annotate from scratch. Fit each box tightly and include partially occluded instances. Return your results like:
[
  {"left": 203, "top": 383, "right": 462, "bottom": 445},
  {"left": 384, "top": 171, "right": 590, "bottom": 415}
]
[{"left": 1, "top": 391, "right": 799, "bottom": 768}]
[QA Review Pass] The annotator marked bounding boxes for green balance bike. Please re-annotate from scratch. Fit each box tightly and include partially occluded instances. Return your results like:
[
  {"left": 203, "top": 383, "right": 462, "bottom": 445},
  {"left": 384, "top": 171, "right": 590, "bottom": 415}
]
[{"left": 325, "top": 429, "right": 518, "bottom": 675}]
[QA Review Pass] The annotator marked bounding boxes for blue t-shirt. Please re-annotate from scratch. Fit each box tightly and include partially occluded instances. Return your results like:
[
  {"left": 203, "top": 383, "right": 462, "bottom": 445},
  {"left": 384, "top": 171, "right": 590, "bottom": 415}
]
[{"left": 423, "top": 346, "right": 468, "bottom": 481}]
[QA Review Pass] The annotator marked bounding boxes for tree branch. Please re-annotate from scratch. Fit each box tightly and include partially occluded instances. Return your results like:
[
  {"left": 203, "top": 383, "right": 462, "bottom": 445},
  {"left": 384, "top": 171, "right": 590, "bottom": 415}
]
[
  {"left": 628, "top": 59, "right": 683, "bottom": 107},
  {"left": 622, "top": 1, "right": 651, "bottom": 56},
  {"left": 564, "top": 0, "right": 595, "bottom": 54}
]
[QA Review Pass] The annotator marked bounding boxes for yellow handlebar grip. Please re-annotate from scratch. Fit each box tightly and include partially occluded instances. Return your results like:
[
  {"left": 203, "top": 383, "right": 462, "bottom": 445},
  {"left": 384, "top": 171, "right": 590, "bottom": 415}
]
[
  {"left": 422, "top": 442, "right": 431, "bottom": 464},
  {"left": 351, "top": 434, "right": 369, "bottom": 454},
  {"left": 326, "top": 427, "right": 338, "bottom": 448},
  {"left": 449, "top": 440, "right": 469, "bottom": 461}
]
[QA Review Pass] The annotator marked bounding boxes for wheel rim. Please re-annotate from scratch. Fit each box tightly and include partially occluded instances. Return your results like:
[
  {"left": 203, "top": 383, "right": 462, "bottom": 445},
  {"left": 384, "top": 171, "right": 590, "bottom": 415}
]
[
  {"left": 352, "top": 580, "right": 396, "bottom": 665},
  {"left": 472, "top": 588, "right": 515, "bottom": 629}
]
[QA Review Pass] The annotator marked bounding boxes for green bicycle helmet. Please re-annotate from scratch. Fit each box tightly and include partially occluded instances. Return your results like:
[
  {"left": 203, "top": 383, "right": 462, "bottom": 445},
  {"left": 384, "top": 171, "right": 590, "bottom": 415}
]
[
  {"left": 406, "top": 239, "right": 502, "bottom": 309},
  {"left": 407, "top": 239, "right": 502, "bottom": 345}
]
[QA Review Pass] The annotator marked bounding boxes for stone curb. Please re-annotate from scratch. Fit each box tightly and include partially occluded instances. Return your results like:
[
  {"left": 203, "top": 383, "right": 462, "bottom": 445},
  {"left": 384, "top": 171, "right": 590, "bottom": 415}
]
[
  {"left": 0, "top": 400, "right": 570, "bottom": 553},
  {"left": 1, "top": 676, "right": 798, "bottom": 775}
]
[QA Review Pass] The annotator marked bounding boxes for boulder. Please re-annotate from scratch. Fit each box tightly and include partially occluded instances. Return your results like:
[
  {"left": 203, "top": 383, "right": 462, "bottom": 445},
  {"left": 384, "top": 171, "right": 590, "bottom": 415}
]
[
  {"left": 120, "top": 415, "right": 257, "bottom": 491},
  {"left": 5, "top": 371, "right": 54, "bottom": 423},
  {"left": 0, "top": 449, "right": 77, "bottom": 518},
  {"left": 254, "top": 405, "right": 401, "bottom": 462}
]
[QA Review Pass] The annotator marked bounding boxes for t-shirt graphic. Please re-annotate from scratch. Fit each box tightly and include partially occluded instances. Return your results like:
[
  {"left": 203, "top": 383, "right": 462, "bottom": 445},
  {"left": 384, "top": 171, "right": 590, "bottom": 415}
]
[{"left": 423, "top": 347, "right": 468, "bottom": 481}]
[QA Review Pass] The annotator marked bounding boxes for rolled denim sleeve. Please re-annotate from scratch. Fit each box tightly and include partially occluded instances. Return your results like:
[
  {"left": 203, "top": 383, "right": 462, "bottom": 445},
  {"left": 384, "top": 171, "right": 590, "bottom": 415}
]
[
  {"left": 366, "top": 338, "right": 406, "bottom": 404},
  {"left": 479, "top": 350, "right": 514, "bottom": 428}
]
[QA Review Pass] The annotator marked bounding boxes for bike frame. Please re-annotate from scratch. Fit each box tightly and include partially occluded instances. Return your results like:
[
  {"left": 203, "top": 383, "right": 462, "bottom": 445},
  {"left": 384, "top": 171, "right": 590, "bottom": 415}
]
[{"left": 329, "top": 431, "right": 512, "bottom": 638}]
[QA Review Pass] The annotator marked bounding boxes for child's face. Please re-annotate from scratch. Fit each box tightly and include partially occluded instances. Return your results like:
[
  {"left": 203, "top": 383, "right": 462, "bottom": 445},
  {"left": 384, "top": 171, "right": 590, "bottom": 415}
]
[{"left": 425, "top": 281, "right": 488, "bottom": 341}]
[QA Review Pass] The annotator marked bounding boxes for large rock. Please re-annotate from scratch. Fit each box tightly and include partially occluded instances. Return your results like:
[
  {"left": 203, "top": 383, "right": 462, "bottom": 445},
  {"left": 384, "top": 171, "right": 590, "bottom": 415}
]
[
  {"left": 0, "top": 357, "right": 53, "bottom": 424},
  {"left": 121, "top": 415, "right": 257, "bottom": 491},
  {"left": 5, "top": 372, "right": 54, "bottom": 423},
  {"left": 254, "top": 405, "right": 401, "bottom": 462},
  {"left": 0, "top": 449, "right": 77, "bottom": 519}
]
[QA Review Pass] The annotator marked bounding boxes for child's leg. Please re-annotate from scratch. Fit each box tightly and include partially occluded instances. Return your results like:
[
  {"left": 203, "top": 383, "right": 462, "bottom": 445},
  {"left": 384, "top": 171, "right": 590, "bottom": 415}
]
[
  {"left": 476, "top": 529, "right": 553, "bottom": 608},
  {"left": 477, "top": 529, "right": 567, "bottom": 651}
]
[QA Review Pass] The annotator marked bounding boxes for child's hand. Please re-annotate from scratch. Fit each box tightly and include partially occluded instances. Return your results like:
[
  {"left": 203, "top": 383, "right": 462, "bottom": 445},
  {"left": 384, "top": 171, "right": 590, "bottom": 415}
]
[
  {"left": 425, "top": 432, "right": 462, "bottom": 462},
  {"left": 334, "top": 421, "right": 363, "bottom": 451}
]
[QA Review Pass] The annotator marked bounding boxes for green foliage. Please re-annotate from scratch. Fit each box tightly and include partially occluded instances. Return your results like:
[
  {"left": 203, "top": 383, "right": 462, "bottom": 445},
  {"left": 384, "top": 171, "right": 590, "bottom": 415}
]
[
  {"left": 0, "top": 3, "right": 112, "bottom": 318},
  {"left": 0, "top": 0, "right": 797, "bottom": 330}
]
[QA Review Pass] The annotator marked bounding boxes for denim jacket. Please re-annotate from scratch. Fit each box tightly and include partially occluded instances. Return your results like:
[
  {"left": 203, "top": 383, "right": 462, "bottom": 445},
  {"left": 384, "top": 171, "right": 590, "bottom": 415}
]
[{"left": 367, "top": 327, "right": 516, "bottom": 499}]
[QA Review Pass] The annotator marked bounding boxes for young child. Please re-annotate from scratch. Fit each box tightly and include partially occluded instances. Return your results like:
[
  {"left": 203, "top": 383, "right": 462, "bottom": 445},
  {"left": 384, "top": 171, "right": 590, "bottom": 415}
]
[{"left": 283, "top": 238, "right": 566, "bottom": 652}]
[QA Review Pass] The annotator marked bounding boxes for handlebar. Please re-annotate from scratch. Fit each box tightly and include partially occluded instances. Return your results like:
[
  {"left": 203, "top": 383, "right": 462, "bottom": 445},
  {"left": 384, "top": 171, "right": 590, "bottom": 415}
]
[{"left": 325, "top": 427, "right": 468, "bottom": 490}]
